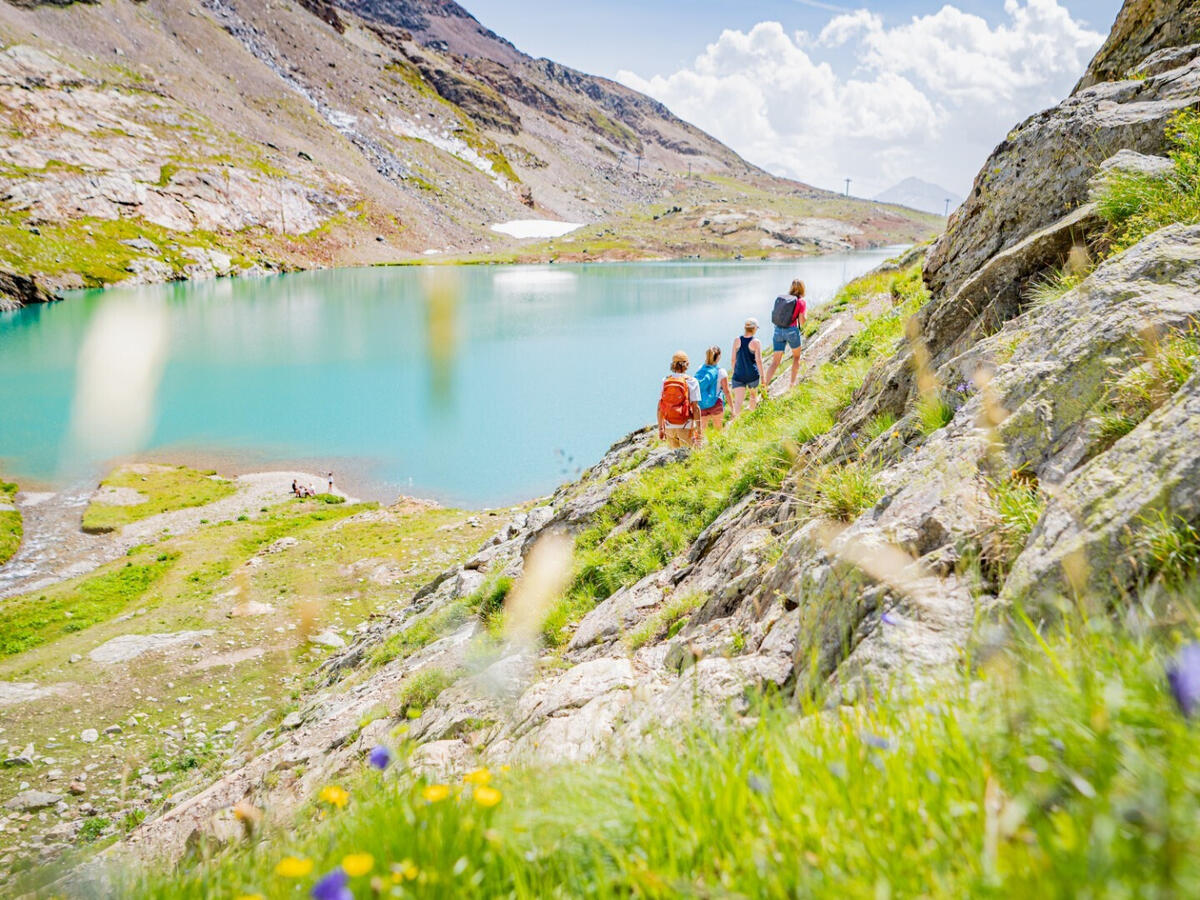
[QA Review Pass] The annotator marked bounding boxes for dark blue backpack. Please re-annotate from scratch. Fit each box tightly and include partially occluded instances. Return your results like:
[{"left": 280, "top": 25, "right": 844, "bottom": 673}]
[{"left": 696, "top": 364, "right": 720, "bottom": 410}]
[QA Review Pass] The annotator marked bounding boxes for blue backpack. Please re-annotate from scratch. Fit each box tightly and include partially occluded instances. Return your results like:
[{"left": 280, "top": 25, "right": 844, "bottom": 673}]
[{"left": 696, "top": 364, "right": 721, "bottom": 410}]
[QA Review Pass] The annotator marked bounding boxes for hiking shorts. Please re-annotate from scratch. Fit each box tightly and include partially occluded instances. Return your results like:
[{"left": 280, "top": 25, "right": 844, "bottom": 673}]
[
  {"left": 731, "top": 377, "right": 760, "bottom": 390},
  {"left": 773, "top": 326, "right": 804, "bottom": 352}
]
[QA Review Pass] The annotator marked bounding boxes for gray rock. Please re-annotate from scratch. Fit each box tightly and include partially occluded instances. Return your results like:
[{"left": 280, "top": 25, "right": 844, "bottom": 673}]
[
  {"left": 308, "top": 630, "right": 346, "bottom": 649},
  {"left": 88, "top": 631, "right": 215, "bottom": 664},
  {"left": 79, "top": 730, "right": 99, "bottom": 744},
  {"left": 926, "top": 43, "right": 1199, "bottom": 303},
  {"left": 4, "top": 790, "right": 63, "bottom": 812},
  {"left": 1077, "top": 0, "right": 1200, "bottom": 89}
]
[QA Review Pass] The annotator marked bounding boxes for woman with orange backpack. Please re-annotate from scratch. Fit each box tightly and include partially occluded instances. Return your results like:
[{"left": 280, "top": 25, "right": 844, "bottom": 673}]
[{"left": 658, "top": 350, "right": 701, "bottom": 449}]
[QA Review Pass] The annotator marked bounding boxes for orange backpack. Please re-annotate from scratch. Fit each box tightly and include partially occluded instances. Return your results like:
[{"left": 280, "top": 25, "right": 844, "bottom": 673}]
[{"left": 659, "top": 376, "right": 692, "bottom": 426}]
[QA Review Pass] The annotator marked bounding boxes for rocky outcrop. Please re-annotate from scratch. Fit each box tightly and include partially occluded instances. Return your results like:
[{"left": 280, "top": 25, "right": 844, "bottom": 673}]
[
  {"left": 1076, "top": 0, "right": 1200, "bottom": 90},
  {"left": 926, "top": 42, "right": 1200, "bottom": 303},
  {"left": 0, "top": 269, "right": 56, "bottom": 310}
]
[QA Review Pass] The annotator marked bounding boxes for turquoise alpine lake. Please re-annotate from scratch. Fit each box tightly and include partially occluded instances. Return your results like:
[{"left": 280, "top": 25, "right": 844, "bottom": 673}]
[{"left": 0, "top": 252, "right": 900, "bottom": 506}]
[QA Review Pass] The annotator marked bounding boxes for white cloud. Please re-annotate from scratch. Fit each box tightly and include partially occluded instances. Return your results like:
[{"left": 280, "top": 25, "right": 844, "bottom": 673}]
[{"left": 618, "top": 1, "right": 1104, "bottom": 198}]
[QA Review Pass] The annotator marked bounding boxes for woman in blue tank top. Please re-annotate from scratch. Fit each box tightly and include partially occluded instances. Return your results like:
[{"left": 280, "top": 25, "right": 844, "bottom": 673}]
[{"left": 730, "top": 317, "right": 765, "bottom": 417}]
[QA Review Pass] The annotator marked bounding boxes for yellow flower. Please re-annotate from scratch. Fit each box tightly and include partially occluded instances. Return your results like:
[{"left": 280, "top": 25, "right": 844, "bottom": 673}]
[
  {"left": 236, "top": 895, "right": 264, "bottom": 900},
  {"left": 463, "top": 767, "right": 492, "bottom": 786},
  {"left": 274, "top": 856, "right": 313, "bottom": 878},
  {"left": 319, "top": 785, "right": 349, "bottom": 809},
  {"left": 342, "top": 852, "right": 374, "bottom": 877},
  {"left": 474, "top": 785, "right": 502, "bottom": 808},
  {"left": 392, "top": 859, "right": 420, "bottom": 882},
  {"left": 422, "top": 783, "right": 450, "bottom": 803}
]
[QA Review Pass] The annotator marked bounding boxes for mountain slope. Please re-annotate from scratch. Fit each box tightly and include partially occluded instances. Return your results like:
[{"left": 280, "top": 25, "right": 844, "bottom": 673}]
[{"left": 0, "top": 0, "right": 937, "bottom": 297}]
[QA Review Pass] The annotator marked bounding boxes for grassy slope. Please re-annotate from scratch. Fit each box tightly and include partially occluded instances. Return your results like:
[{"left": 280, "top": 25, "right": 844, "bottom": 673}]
[
  {"left": 124, "top": 115, "right": 1200, "bottom": 897},
  {"left": 0, "top": 476, "right": 505, "bottom": 888},
  {"left": 0, "top": 478, "right": 20, "bottom": 566},
  {"left": 80, "top": 465, "right": 238, "bottom": 533},
  {"left": 123, "top": 610, "right": 1200, "bottom": 899}
]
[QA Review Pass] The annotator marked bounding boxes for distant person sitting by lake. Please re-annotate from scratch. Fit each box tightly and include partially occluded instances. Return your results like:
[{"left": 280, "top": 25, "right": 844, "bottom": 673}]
[
  {"left": 658, "top": 350, "right": 701, "bottom": 449},
  {"left": 765, "top": 279, "right": 807, "bottom": 389},
  {"left": 292, "top": 479, "right": 300, "bottom": 497},
  {"left": 731, "top": 318, "right": 765, "bottom": 416},
  {"left": 696, "top": 345, "right": 733, "bottom": 441}
]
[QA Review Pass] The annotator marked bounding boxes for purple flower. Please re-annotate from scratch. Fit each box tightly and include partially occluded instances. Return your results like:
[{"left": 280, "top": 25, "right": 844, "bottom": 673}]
[
  {"left": 1167, "top": 642, "right": 1200, "bottom": 717},
  {"left": 861, "top": 732, "right": 892, "bottom": 751},
  {"left": 312, "top": 868, "right": 352, "bottom": 900},
  {"left": 881, "top": 612, "right": 901, "bottom": 626},
  {"left": 367, "top": 745, "right": 391, "bottom": 771}
]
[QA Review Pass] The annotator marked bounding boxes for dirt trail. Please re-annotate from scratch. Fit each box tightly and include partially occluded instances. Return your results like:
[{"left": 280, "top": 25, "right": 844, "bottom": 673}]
[{"left": 0, "top": 471, "right": 355, "bottom": 600}]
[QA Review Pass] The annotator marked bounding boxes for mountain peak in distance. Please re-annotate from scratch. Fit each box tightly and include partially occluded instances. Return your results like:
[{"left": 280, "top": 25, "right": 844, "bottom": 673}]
[{"left": 875, "top": 177, "right": 964, "bottom": 217}]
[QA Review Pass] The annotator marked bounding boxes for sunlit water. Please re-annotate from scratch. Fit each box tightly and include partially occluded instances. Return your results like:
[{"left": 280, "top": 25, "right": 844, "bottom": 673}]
[{"left": 0, "top": 252, "right": 900, "bottom": 506}]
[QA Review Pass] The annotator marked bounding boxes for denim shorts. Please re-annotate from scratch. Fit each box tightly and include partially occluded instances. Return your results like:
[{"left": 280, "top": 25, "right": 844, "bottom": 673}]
[
  {"left": 731, "top": 377, "right": 760, "bottom": 390},
  {"left": 773, "top": 326, "right": 804, "bottom": 352}
]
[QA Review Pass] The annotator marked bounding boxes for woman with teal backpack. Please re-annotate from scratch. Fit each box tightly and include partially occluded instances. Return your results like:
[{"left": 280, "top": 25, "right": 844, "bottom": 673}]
[{"left": 695, "top": 346, "right": 733, "bottom": 442}]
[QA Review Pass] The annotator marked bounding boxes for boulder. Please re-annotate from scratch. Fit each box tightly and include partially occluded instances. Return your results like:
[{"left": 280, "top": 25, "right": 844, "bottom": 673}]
[
  {"left": 88, "top": 631, "right": 215, "bottom": 664},
  {"left": 3, "top": 790, "right": 63, "bottom": 812},
  {"left": 925, "top": 43, "right": 1200, "bottom": 304},
  {"left": 1004, "top": 369, "right": 1200, "bottom": 607}
]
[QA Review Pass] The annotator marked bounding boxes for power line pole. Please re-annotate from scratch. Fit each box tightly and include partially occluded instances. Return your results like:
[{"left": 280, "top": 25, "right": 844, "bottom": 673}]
[
  {"left": 844, "top": 178, "right": 851, "bottom": 197},
  {"left": 944, "top": 198, "right": 951, "bottom": 217},
  {"left": 636, "top": 153, "right": 643, "bottom": 177}
]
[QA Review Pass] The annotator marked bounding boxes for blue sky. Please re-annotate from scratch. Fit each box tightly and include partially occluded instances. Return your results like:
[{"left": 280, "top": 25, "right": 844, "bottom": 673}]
[
  {"left": 466, "top": 1, "right": 1121, "bottom": 81},
  {"left": 463, "top": 1, "right": 1124, "bottom": 197}
]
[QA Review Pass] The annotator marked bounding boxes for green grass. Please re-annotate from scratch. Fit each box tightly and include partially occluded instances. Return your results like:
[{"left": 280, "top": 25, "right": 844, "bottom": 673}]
[
  {"left": 800, "top": 459, "right": 884, "bottom": 522},
  {"left": 0, "top": 550, "right": 178, "bottom": 656},
  {"left": 125, "top": 601, "right": 1200, "bottom": 899},
  {"left": 81, "top": 465, "right": 237, "bottom": 533},
  {"left": 0, "top": 479, "right": 20, "bottom": 566},
  {"left": 1096, "top": 109, "right": 1200, "bottom": 254},
  {"left": 370, "top": 600, "right": 473, "bottom": 668},
  {"left": 1135, "top": 511, "right": 1200, "bottom": 590},
  {"left": 916, "top": 393, "right": 957, "bottom": 436},
  {"left": 397, "top": 667, "right": 460, "bottom": 718},
  {"left": 625, "top": 592, "right": 707, "bottom": 650},
  {"left": 1094, "top": 325, "right": 1200, "bottom": 449},
  {"left": 981, "top": 471, "right": 1046, "bottom": 582}
]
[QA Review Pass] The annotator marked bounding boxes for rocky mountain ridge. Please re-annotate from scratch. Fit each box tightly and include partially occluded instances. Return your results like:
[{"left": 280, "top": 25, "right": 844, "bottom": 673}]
[{"left": 0, "top": 0, "right": 936, "bottom": 305}]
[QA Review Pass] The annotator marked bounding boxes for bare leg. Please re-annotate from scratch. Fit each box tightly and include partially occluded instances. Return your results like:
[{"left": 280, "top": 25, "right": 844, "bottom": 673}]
[
  {"left": 733, "top": 386, "right": 746, "bottom": 416},
  {"left": 789, "top": 347, "right": 802, "bottom": 386},
  {"left": 765, "top": 350, "right": 783, "bottom": 385},
  {"left": 747, "top": 388, "right": 759, "bottom": 412}
]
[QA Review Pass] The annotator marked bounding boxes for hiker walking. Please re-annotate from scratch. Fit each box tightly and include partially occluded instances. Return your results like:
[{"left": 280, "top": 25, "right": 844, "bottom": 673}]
[
  {"left": 765, "top": 279, "right": 807, "bottom": 389},
  {"left": 730, "top": 318, "right": 765, "bottom": 416},
  {"left": 696, "top": 346, "right": 733, "bottom": 441},
  {"left": 658, "top": 350, "right": 701, "bottom": 449}
]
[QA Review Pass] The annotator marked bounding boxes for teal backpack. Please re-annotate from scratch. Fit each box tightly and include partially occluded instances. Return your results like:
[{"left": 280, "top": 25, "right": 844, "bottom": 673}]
[{"left": 696, "top": 364, "right": 721, "bottom": 410}]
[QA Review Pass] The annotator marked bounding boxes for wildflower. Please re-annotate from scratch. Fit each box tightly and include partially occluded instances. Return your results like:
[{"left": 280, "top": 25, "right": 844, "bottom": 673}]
[
  {"left": 1167, "top": 642, "right": 1200, "bottom": 717},
  {"left": 342, "top": 853, "right": 374, "bottom": 877},
  {"left": 275, "top": 856, "right": 314, "bottom": 878},
  {"left": 319, "top": 785, "right": 349, "bottom": 809},
  {"left": 311, "top": 867, "right": 351, "bottom": 900},
  {"left": 463, "top": 767, "right": 492, "bottom": 786},
  {"left": 474, "top": 785, "right": 502, "bottom": 807},
  {"left": 236, "top": 895, "right": 265, "bottom": 900},
  {"left": 881, "top": 612, "right": 901, "bottom": 626},
  {"left": 861, "top": 732, "right": 892, "bottom": 751},
  {"left": 422, "top": 783, "right": 450, "bottom": 803},
  {"left": 392, "top": 860, "right": 419, "bottom": 882},
  {"left": 367, "top": 745, "right": 392, "bottom": 771}
]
